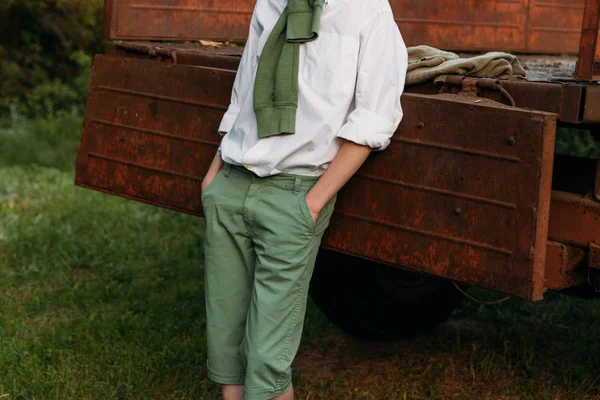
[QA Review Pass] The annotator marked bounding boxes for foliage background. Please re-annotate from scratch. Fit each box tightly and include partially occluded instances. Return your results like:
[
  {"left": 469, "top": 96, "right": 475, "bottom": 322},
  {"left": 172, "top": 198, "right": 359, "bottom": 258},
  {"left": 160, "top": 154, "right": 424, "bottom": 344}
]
[{"left": 0, "top": 0, "right": 103, "bottom": 119}]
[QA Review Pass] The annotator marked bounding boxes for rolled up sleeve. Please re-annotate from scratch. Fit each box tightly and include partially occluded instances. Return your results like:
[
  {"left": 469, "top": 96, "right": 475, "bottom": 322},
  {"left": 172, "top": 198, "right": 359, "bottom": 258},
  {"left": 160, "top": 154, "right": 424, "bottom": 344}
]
[
  {"left": 336, "top": 10, "right": 408, "bottom": 150},
  {"left": 218, "top": 6, "right": 262, "bottom": 135},
  {"left": 217, "top": 103, "right": 241, "bottom": 135}
]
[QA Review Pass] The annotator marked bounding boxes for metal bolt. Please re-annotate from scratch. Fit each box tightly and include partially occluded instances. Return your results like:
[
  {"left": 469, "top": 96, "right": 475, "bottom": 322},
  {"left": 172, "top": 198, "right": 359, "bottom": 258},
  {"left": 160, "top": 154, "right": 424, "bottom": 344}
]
[
  {"left": 455, "top": 208, "right": 462, "bottom": 215},
  {"left": 416, "top": 122, "right": 425, "bottom": 129},
  {"left": 507, "top": 136, "right": 516, "bottom": 145}
]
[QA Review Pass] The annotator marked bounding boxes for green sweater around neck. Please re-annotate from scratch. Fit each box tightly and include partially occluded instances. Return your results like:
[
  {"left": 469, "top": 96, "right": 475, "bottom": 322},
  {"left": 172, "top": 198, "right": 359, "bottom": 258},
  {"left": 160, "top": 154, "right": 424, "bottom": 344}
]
[{"left": 253, "top": 0, "right": 324, "bottom": 139}]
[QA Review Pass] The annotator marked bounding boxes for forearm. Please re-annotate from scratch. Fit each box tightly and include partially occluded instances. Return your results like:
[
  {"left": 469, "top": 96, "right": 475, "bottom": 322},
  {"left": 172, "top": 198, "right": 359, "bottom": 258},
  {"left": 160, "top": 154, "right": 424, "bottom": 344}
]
[{"left": 306, "top": 139, "right": 372, "bottom": 213}]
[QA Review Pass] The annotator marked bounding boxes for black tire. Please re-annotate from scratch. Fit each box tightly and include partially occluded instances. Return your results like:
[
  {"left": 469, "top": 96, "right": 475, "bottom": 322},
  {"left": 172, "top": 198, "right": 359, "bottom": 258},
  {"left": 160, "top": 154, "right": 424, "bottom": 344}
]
[{"left": 309, "top": 249, "right": 465, "bottom": 341}]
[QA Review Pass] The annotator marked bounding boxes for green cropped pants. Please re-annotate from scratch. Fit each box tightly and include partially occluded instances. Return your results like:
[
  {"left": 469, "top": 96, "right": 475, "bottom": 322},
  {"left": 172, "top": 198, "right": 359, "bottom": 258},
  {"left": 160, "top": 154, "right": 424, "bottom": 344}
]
[{"left": 201, "top": 162, "right": 336, "bottom": 400}]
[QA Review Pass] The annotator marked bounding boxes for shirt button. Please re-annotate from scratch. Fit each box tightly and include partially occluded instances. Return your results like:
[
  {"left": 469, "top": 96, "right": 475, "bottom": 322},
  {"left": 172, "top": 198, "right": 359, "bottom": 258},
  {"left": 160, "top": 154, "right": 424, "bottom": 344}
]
[{"left": 245, "top": 164, "right": 253, "bottom": 169}]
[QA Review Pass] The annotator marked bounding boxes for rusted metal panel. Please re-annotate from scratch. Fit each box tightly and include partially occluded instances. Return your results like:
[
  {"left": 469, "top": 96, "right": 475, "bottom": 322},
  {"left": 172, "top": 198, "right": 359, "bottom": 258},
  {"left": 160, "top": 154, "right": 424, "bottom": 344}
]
[
  {"left": 527, "top": 0, "right": 587, "bottom": 55},
  {"left": 394, "top": 0, "right": 529, "bottom": 52},
  {"left": 76, "top": 56, "right": 557, "bottom": 300},
  {"left": 103, "top": 0, "right": 593, "bottom": 55},
  {"left": 324, "top": 94, "right": 557, "bottom": 301},
  {"left": 104, "top": 0, "right": 114, "bottom": 39},
  {"left": 575, "top": 0, "right": 600, "bottom": 80},
  {"left": 105, "top": 0, "right": 254, "bottom": 42},
  {"left": 545, "top": 241, "right": 586, "bottom": 289},
  {"left": 548, "top": 191, "right": 600, "bottom": 247},
  {"left": 76, "top": 55, "right": 232, "bottom": 215}
]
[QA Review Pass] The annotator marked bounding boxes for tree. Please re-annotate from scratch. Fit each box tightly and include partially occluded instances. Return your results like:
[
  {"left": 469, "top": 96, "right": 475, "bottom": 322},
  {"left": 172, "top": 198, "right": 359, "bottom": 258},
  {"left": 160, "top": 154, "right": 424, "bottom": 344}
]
[{"left": 0, "top": 0, "right": 103, "bottom": 115}]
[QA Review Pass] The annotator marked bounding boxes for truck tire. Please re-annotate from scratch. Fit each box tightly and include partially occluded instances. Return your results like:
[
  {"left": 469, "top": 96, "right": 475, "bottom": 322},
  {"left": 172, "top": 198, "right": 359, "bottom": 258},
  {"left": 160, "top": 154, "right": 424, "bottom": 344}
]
[{"left": 309, "top": 249, "right": 465, "bottom": 341}]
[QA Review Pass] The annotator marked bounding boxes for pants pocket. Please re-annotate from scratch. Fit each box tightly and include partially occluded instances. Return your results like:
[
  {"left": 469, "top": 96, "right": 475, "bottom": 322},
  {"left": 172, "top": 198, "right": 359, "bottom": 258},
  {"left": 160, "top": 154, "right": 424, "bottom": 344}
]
[{"left": 298, "top": 193, "right": 316, "bottom": 236}]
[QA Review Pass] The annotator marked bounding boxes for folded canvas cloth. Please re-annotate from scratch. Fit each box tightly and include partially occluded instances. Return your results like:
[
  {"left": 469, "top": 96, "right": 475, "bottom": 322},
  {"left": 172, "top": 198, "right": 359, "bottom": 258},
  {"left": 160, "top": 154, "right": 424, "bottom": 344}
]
[{"left": 406, "top": 45, "right": 526, "bottom": 86}]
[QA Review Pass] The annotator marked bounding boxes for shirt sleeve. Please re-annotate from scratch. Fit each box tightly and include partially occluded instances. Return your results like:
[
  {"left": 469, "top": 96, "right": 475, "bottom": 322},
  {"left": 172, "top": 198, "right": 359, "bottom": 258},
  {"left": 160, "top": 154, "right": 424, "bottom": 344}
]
[
  {"left": 218, "top": 7, "right": 261, "bottom": 135},
  {"left": 335, "top": 10, "right": 408, "bottom": 150}
]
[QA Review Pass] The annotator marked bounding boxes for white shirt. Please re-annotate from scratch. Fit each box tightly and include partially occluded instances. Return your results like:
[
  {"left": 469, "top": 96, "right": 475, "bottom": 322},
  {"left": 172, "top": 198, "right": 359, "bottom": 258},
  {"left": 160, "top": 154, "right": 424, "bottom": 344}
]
[{"left": 218, "top": 0, "right": 408, "bottom": 177}]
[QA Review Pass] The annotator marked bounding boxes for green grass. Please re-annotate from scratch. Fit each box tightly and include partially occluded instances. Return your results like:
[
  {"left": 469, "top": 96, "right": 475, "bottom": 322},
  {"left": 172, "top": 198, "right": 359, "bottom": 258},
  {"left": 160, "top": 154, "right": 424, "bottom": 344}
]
[
  {"left": 0, "top": 112, "right": 84, "bottom": 170},
  {"left": 0, "top": 115, "right": 599, "bottom": 399},
  {"left": 0, "top": 166, "right": 219, "bottom": 399}
]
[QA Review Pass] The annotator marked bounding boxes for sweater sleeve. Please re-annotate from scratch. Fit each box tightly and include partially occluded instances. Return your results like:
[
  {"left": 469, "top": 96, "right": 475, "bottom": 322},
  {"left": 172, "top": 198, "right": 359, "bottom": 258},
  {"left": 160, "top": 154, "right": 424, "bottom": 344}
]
[
  {"left": 335, "top": 10, "right": 408, "bottom": 150},
  {"left": 218, "top": 8, "right": 262, "bottom": 135}
]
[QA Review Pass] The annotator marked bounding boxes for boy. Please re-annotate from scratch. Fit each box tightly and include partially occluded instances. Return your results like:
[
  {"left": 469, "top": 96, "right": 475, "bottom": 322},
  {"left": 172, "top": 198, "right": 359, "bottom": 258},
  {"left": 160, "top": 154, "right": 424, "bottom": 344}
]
[{"left": 201, "top": 0, "right": 408, "bottom": 399}]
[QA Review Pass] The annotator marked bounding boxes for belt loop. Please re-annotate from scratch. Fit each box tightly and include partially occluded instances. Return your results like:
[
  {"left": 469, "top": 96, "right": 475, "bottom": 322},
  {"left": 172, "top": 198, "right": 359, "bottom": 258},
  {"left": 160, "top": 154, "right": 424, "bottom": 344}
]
[
  {"left": 223, "top": 162, "right": 232, "bottom": 177},
  {"left": 293, "top": 176, "right": 302, "bottom": 194}
]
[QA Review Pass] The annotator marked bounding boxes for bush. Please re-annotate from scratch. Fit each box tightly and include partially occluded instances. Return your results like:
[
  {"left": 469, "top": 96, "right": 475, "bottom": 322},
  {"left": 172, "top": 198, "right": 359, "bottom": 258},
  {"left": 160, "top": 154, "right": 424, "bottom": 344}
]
[
  {"left": 0, "top": 0, "right": 102, "bottom": 116},
  {"left": 21, "top": 51, "right": 92, "bottom": 117},
  {"left": 556, "top": 127, "right": 600, "bottom": 159}
]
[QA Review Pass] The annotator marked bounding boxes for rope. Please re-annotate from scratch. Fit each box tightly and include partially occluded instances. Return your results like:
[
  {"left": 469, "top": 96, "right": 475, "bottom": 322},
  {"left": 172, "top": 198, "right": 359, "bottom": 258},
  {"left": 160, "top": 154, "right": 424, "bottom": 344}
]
[{"left": 452, "top": 282, "right": 511, "bottom": 305}]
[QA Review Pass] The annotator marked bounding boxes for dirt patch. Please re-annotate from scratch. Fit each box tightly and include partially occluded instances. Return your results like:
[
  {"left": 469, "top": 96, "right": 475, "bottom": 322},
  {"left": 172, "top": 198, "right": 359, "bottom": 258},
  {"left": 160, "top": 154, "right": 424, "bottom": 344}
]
[{"left": 292, "top": 317, "right": 599, "bottom": 400}]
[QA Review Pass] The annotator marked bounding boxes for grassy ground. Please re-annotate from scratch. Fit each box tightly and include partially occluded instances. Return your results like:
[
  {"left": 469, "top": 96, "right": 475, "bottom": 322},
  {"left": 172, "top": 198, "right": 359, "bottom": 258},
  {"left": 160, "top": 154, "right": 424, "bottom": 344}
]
[{"left": 0, "top": 116, "right": 599, "bottom": 399}]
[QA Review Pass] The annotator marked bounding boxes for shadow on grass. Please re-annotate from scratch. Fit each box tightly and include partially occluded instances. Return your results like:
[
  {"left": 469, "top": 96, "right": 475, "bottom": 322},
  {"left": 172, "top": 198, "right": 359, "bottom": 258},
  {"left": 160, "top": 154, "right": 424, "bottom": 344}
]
[{"left": 293, "top": 292, "right": 600, "bottom": 400}]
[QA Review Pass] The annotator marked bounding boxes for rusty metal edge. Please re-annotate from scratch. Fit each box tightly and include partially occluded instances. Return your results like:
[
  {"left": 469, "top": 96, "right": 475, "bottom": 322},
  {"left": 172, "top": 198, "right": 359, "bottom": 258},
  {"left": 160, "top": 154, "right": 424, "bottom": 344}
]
[
  {"left": 104, "top": 0, "right": 114, "bottom": 40},
  {"left": 104, "top": 42, "right": 243, "bottom": 70},
  {"left": 575, "top": 0, "right": 600, "bottom": 80},
  {"left": 560, "top": 84, "right": 586, "bottom": 123},
  {"left": 107, "top": 34, "right": 252, "bottom": 42},
  {"left": 74, "top": 179, "right": 204, "bottom": 217},
  {"left": 595, "top": 158, "right": 600, "bottom": 202},
  {"left": 530, "top": 114, "right": 558, "bottom": 300}
]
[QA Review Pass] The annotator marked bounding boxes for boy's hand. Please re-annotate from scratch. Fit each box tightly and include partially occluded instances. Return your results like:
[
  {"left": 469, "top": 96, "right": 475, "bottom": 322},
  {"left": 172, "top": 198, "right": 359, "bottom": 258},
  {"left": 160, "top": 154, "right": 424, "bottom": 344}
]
[
  {"left": 202, "top": 171, "right": 219, "bottom": 192},
  {"left": 305, "top": 191, "right": 324, "bottom": 226},
  {"left": 304, "top": 139, "right": 373, "bottom": 227},
  {"left": 202, "top": 146, "right": 224, "bottom": 193}
]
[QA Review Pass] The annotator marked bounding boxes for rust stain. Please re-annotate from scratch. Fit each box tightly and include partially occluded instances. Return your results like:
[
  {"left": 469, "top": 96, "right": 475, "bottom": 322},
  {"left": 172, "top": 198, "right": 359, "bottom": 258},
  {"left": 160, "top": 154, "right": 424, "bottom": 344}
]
[{"left": 575, "top": 0, "right": 600, "bottom": 80}]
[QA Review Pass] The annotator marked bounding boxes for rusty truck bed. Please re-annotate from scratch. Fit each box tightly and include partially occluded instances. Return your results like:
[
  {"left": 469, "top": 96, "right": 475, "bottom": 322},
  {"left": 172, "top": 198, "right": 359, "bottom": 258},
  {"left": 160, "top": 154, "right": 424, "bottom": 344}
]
[
  {"left": 76, "top": 0, "right": 600, "bottom": 302},
  {"left": 77, "top": 45, "right": 597, "bottom": 300}
]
